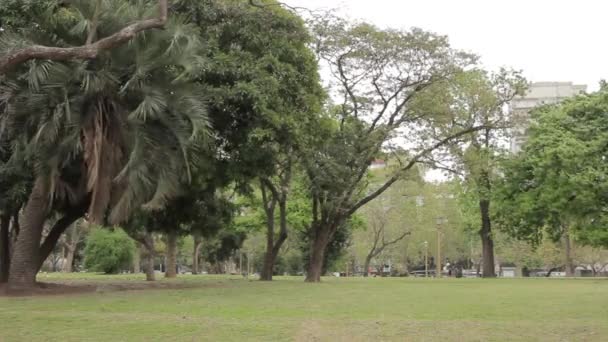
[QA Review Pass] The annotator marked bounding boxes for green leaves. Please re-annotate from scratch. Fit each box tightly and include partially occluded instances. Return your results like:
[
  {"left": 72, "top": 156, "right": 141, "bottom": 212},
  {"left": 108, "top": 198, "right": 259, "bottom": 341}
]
[
  {"left": 83, "top": 227, "right": 136, "bottom": 274},
  {"left": 495, "top": 89, "right": 608, "bottom": 248}
]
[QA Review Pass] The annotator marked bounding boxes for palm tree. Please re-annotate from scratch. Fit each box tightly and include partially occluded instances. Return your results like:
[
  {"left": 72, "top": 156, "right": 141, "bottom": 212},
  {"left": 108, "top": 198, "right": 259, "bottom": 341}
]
[{"left": 0, "top": 0, "right": 209, "bottom": 290}]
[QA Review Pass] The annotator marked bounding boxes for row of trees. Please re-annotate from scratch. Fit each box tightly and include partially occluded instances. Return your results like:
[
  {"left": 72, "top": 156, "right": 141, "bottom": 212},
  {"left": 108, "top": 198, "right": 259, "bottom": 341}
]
[{"left": 0, "top": 0, "right": 555, "bottom": 293}]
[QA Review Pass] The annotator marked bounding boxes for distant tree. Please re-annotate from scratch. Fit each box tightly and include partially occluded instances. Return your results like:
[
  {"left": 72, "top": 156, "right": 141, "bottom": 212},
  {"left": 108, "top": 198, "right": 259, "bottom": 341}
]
[
  {"left": 83, "top": 228, "right": 135, "bottom": 274},
  {"left": 416, "top": 69, "right": 526, "bottom": 277},
  {"left": 123, "top": 213, "right": 157, "bottom": 281},
  {"left": 298, "top": 17, "right": 489, "bottom": 282},
  {"left": 360, "top": 204, "right": 410, "bottom": 277},
  {"left": 495, "top": 88, "right": 608, "bottom": 276},
  {"left": 59, "top": 219, "right": 90, "bottom": 273}
]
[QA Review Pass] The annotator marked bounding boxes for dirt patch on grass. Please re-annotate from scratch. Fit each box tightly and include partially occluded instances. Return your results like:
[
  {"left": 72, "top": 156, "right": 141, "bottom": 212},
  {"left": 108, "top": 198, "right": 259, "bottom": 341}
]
[
  {"left": 0, "top": 279, "right": 223, "bottom": 297},
  {"left": 0, "top": 282, "right": 97, "bottom": 297}
]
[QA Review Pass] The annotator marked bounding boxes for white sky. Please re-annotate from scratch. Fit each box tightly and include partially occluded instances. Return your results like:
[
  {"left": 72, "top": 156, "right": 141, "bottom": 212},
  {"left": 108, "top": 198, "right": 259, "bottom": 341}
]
[{"left": 284, "top": 0, "right": 607, "bottom": 91}]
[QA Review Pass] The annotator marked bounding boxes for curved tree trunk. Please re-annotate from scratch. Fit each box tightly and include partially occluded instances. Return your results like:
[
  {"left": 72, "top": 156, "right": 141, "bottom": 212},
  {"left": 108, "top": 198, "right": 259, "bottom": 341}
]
[
  {"left": 8, "top": 178, "right": 50, "bottom": 291},
  {"left": 261, "top": 196, "right": 289, "bottom": 281},
  {"left": 305, "top": 227, "right": 330, "bottom": 282},
  {"left": 363, "top": 254, "right": 373, "bottom": 277},
  {"left": 479, "top": 199, "right": 495, "bottom": 278},
  {"left": 144, "top": 253, "right": 155, "bottom": 281},
  {"left": 165, "top": 231, "right": 178, "bottom": 278},
  {"left": 0, "top": 214, "right": 11, "bottom": 283},
  {"left": 192, "top": 234, "right": 202, "bottom": 275},
  {"left": 37, "top": 212, "right": 84, "bottom": 272}
]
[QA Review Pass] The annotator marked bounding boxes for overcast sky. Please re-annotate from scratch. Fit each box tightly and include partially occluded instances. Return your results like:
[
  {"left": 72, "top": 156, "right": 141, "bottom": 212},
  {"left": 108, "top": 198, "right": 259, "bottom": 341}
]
[{"left": 284, "top": 0, "right": 606, "bottom": 91}]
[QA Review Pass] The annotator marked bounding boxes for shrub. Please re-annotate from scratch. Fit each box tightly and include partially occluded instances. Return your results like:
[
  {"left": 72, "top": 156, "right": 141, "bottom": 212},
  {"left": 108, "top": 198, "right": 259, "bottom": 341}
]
[{"left": 83, "top": 228, "right": 135, "bottom": 274}]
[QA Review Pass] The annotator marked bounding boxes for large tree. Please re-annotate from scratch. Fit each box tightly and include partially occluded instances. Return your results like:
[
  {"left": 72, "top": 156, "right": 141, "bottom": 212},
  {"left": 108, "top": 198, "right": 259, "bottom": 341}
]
[
  {"left": 416, "top": 69, "right": 525, "bottom": 277},
  {"left": 297, "top": 18, "right": 489, "bottom": 282},
  {"left": 1, "top": 0, "right": 208, "bottom": 291},
  {"left": 495, "top": 88, "right": 608, "bottom": 270},
  {"left": 173, "top": 0, "right": 324, "bottom": 281}
]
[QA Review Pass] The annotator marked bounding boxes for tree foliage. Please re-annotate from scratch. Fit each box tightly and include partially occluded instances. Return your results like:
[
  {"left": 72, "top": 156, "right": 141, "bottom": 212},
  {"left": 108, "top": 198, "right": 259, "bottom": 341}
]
[
  {"left": 83, "top": 227, "right": 135, "bottom": 274},
  {"left": 495, "top": 89, "right": 608, "bottom": 248}
]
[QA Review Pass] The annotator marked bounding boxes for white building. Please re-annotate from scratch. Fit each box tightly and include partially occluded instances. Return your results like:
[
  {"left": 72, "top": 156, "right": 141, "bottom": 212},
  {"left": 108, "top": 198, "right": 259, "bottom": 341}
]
[
  {"left": 510, "top": 82, "right": 587, "bottom": 153},
  {"left": 369, "top": 159, "right": 386, "bottom": 170}
]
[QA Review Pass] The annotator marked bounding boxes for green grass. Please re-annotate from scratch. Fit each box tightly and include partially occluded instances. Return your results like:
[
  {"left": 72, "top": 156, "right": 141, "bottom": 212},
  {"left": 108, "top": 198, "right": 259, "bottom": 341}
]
[{"left": 1, "top": 274, "right": 607, "bottom": 341}]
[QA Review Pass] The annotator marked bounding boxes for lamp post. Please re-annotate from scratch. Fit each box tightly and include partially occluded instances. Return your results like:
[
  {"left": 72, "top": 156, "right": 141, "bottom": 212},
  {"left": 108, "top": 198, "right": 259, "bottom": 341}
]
[{"left": 424, "top": 241, "right": 428, "bottom": 277}]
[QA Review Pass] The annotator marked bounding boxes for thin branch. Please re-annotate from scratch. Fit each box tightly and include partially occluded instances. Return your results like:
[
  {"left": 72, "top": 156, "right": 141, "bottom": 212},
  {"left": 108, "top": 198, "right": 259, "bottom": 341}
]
[
  {"left": 419, "top": 157, "right": 464, "bottom": 177},
  {"left": 248, "top": 0, "right": 313, "bottom": 14},
  {"left": 336, "top": 54, "right": 360, "bottom": 118},
  {"left": 348, "top": 124, "right": 488, "bottom": 215},
  {"left": 0, "top": 0, "right": 168, "bottom": 74}
]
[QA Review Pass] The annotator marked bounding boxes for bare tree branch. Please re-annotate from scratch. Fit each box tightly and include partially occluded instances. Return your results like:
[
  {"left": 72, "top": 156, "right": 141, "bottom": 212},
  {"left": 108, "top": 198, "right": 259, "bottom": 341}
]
[
  {"left": 0, "top": 0, "right": 169, "bottom": 74},
  {"left": 248, "top": 0, "right": 311, "bottom": 13},
  {"left": 348, "top": 124, "right": 489, "bottom": 216}
]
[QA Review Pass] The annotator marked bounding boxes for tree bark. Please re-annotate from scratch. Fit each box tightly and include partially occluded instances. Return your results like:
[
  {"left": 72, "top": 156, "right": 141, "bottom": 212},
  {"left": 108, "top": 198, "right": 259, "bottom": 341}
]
[
  {"left": 363, "top": 254, "right": 372, "bottom": 277},
  {"left": 10, "top": 209, "right": 20, "bottom": 247},
  {"left": 63, "top": 247, "right": 75, "bottom": 273},
  {"left": 260, "top": 180, "right": 289, "bottom": 281},
  {"left": 142, "top": 233, "right": 155, "bottom": 281},
  {"left": 37, "top": 210, "right": 84, "bottom": 272},
  {"left": 479, "top": 199, "right": 495, "bottom": 278},
  {"left": 260, "top": 215, "right": 275, "bottom": 281},
  {"left": 132, "top": 246, "right": 141, "bottom": 274},
  {"left": 261, "top": 232, "right": 289, "bottom": 280},
  {"left": 0, "top": 214, "right": 11, "bottom": 283},
  {"left": 259, "top": 180, "right": 277, "bottom": 281},
  {"left": 192, "top": 234, "right": 202, "bottom": 275},
  {"left": 61, "top": 219, "right": 86, "bottom": 273},
  {"left": 563, "top": 227, "right": 574, "bottom": 277},
  {"left": 305, "top": 226, "right": 331, "bottom": 282},
  {"left": 7, "top": 178, "right": 50, "bottom": 291},
  {"left": 0, "top": 0, "right": 169, "bottom": 74},
  {"left": 165, "top": 231, "right": 178, "bottom": 278}
]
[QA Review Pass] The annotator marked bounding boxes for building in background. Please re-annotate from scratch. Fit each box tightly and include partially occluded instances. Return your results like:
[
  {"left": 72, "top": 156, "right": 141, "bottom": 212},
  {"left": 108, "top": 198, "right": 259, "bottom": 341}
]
[{"left": 510, "top": 82, "right": 587, "bottom": 153}]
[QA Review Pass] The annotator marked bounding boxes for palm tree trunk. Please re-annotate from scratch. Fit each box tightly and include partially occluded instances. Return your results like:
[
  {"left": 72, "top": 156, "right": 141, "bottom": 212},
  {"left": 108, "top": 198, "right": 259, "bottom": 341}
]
[
  {"left": 0, "top": 214, "right": 11, "bottom": 283},
  {"left": 165, "top": 231, "right": 178, "bottom": 278},
  {"left": 8, "top": 178, "right": 50, "bottom": 291}
]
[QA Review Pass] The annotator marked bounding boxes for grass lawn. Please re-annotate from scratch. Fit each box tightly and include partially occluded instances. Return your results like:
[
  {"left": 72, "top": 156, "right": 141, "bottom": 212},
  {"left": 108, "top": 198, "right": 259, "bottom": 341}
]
[{"left": 1, "top": 274, "right": 607, "bottom": 341}]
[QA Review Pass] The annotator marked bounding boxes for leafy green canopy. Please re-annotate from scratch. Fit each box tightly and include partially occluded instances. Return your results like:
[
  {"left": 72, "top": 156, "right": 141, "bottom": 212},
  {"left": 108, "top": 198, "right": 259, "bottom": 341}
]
[
  {"left": 495, "top": 89, "right": 608, "bottom": 248},
  {"left": 0, "top": 0, "right": 209, "bottom": 223},
  {"left": 174, "top": 0, "right": 324, "bottom": 189}
]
